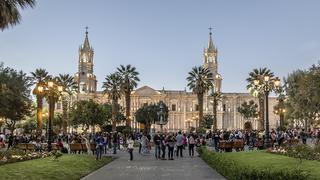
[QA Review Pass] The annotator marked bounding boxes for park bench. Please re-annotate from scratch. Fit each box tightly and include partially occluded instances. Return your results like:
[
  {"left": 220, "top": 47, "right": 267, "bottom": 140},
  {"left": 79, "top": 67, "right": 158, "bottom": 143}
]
[
  {"left": 70, "top": 143, "right": 82, "bottom": 154},
  {"left": 26, "top": 143, "right": 36, "bottom": 151},
  {"left": 284, "top": 139, "right": 299, "bottom": 146},
  {"left": 233, "top": 140, "right": 244, "bottom": 151},
  {"left": 219, "top": 140, "right": 233, "bottom": 152},
  {"left": 81, "top": 143, "right": 88, "bottom": 153},
  {"left": 82, "top": 143, "right": 97, "bottom": 154},
  {"left": 51, "top": 143, "right": 59, "bottom": 151},
  {"left": 17, "top": 143, "right": 27, "bottom": 151}
]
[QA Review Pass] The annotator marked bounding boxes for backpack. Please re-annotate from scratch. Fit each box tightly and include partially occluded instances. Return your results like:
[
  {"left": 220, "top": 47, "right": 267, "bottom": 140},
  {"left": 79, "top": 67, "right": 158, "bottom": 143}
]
[{"left": 189, "top": 137, "right": 195, "bottom": 144}]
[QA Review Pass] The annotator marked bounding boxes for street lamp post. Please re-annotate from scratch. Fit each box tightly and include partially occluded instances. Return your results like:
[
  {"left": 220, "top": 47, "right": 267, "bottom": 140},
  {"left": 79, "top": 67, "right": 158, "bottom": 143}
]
[
  {"left": 37, "top": 80, "right": 63, "bottom": 151},
  {"left": 253, "top": 75, "right": 280, "bottom": 148},
  {"left": 274, "top": 108, "right": 285, "bottom": 130},
  {"left": 192, "top": 115, "right": 199, "bottom": 129},
  {"left": 185, "top": 119, "right": 192, "bottom": 131},
  {"left": 158, "top": 101, "right": 165, "bottom": 133},
  {"left": 33, "top": 82, "right": 45, "bottom": 138}
]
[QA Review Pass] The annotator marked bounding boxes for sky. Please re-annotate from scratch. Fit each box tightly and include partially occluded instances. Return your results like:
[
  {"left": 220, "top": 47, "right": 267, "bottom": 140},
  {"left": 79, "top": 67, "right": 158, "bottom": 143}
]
[{"left": 1, "top": 0, "right": 320, "bottom": 93}]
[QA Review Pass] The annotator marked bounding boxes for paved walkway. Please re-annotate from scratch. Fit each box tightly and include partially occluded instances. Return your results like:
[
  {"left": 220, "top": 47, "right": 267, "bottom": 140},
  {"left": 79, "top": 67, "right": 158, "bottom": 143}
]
[{"left": 82, "top": 148, "right": 225, "bottom": 180}]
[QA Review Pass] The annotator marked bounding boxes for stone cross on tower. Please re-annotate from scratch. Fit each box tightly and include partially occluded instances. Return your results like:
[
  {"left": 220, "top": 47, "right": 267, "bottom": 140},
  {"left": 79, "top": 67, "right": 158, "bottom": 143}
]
[
  {"left": 203, "top": 27, "right": 222, "bottom": 92},
  {"left": 209, "top": 27, "right": 213, "bottom": 35},
  {"left": 75, "top": 27, "right": 97, "bottom": 94}
]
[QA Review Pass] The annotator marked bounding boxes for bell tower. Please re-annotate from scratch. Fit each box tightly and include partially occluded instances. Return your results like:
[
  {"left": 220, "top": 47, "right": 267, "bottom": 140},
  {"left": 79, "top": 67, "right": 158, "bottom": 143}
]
[
  {"left": 203, "top": 28, "right": 222, "bottom": 92},
  {"left": 75, "top": 27, "right": 97, "bottom": 94}
]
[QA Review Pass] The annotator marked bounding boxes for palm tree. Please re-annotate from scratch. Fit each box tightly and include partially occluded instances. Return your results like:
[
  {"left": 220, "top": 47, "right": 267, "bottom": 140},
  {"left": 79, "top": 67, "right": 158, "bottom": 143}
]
[
  {"left": 57, "top": 74, "right": 77, "bottom": 134},
  {"left": 187, "top": 66, "right": 213, "bottom": 128},
  {"left": 116, "top": 64, "right": 140, "bottom": 128},
  {"left": 0, "top": 0, "right": 36, "bottom": 30},
  {"left": 246, "top": 67, "right": 274, "bottom": 130},
  {"left": 102, "top": 73, "right": 122, "bottom": 132},
  {"left": 210, "top": 90, "right": 222, "bottom": 131},
  {"left": 31, "top": 68, "right": 49, "bottom": 137}
]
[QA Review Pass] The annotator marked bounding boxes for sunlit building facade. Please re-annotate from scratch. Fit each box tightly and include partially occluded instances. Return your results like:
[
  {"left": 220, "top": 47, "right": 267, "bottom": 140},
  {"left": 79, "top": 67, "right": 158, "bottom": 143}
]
[{"left": 73, "top": 30, "right": 279, "bottom": 132}]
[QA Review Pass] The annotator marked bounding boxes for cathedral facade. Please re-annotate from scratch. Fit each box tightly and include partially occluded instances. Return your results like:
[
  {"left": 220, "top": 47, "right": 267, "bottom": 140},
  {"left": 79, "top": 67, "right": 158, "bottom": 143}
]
[{"left": 73, "top": 29, "right": 279, "bottom": 132}]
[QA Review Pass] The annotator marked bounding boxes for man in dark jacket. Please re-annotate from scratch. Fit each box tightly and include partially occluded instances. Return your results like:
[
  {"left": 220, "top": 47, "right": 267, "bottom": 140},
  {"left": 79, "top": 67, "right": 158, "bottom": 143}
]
[
  {"left": 153, "top": 132, "right": 161, "bottom": 159},
  {"left": 112, "top": 132, "right": 118, "bottom": 154}
]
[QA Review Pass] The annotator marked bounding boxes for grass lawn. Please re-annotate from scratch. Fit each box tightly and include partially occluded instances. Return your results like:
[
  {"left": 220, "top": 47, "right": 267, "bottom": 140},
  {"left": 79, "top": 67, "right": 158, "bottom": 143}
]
[
  {"left": 0, "top": 154, "right": 113, "bottom": 180},
  {"left": 214, "top": 150, "right": 320, "bottom": 179}
]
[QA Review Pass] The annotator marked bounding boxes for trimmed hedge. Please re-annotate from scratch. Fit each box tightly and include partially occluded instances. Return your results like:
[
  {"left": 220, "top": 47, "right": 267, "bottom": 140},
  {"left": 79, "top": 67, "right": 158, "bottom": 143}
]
[{"left": 198, "top": 147, "right": 310, "bottom": 180}]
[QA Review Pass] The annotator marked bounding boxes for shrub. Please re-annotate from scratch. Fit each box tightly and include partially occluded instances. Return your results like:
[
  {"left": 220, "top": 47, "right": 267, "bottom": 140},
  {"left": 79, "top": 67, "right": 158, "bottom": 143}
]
[
  {"left": 287, "top": 144, "right": 313, "bottom": 161},
  {"left": 198, "top": 147, "right": 310, "bottom": 180},
  {"left": 271, "top": 143, "right": 320, "bottom": 161}
]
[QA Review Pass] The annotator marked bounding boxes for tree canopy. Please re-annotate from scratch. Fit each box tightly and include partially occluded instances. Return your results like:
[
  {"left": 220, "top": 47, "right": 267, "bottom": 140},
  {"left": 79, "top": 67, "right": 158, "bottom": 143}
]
[
  {"left": 237, "top": 100, "right": 258, "bottom": 120},
  {"left": 187, "top": 66, "right": 213, "bottom": 128},
  {"left": 135, "top": 102, "right": 169, "bottom": 133},
  {"left": 0, "top": 0, "right": 36, "bottom": 30},
  {"left": 0, "top": 63, "right": 33, "bottom": 132},
  {"left": 284, "top": 63, "right": 320, "bottom": 129},
  {"left": 69, "top": 100, "right": 108, "bottom": 133}
]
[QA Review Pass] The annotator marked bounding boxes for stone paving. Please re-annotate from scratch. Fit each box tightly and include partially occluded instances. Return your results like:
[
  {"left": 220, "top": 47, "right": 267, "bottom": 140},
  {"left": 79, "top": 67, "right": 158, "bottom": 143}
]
[{"left": 82, "top": 148, "right": 225, "bottom": 180}]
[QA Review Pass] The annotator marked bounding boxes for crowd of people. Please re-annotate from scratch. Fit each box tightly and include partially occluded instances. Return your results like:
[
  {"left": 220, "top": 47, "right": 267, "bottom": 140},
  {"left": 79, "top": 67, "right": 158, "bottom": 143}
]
[
  {"left": 204, "top": 128, "right": 320, "bottom": 152},
  {"left": 1, "top": 127, "right": 320, "bottom": 161},
  {"left": 135, "top": 131, "right": 206, "bottom": 161}
]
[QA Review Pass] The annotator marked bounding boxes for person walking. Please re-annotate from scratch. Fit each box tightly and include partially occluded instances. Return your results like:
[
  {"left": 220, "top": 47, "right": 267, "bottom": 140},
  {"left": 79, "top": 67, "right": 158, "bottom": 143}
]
[
  {"left": 167, "top": 134, "right": 175, "bottom": 160},
  {"left": 7, "top": 133, "right": 13, "bottom": 150},
  {"left": 175, "top": 131, "right": 183, "bottom": 157},
  {"left": 95, "top": 133, "right": 104, "bottom": 160},
  {"left": 141, "top": 133, "right": 147, "bottom": 155},
  {"left": 127, "top": 135, "right": 134, "bottom": 161},
  {"left": 153, "top": 131, "right": 161, "bottom": 159},
  {"left": 160, "top": 134, "right": 167, "bottom": 160},
  {"left": 188, "top": 134, "right": 195, "bottom": 157},
  {"left": 112, "top": 132, "right": 118, "bottom": 154}
]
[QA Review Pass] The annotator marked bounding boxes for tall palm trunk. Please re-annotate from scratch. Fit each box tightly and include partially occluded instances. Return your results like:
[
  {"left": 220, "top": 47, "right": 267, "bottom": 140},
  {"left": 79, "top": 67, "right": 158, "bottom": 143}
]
[
  {"left": 62, "top": 97, "right": 68, "bottom": 134},
  {"left": 197, "top": 93, "right": 204, "bottom": 128},
  {"left": 112, "top": 100, "right": 117, "bottom": 132},
  {"left": 36, "top": 95, "right": 43, "bottom": 137},
  {"left": 125, "top": 91, "right": 131, "bottom": 128},
  {"left": 258, "top": 95, "right": 264, "bottom": 130},
  {"left": 213, "top": 97, "right": 218, "bottom": 131}
]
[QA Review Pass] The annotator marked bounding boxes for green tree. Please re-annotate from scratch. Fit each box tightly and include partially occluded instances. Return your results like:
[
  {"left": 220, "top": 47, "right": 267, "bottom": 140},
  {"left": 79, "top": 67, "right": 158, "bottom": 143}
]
[
  {"left": 20, "top": 116, "right": 37, "bottom": 134},
  {"left": 284, "top": 64, "right": 320, "bottom": 131},
  {"left": 237, "top": 100, "right": 258, "bottom": 120},
  {"left": 0, "top": 64, "right": 33, "bottom": 133},
  {"left": 117, "top": 64, "right": 140, "bottom": 128},
  {"left": 57, "top": 74, "right": 77, "bottom": 134},
  {"left": 246, "top": 67, "right": 274, "bottom": 130},
  {"left": 203, "top": 114, "right": 213, "bottom": 129},
  {"left": 187, "top": 66, "right": 213, "bottom": 128},
  {"left": 0, "top": 0, "right": 36, "bottom": 30},
  {"left": 69, "top": 100, "right": 107, "bottom": 133},
  {"left": 31, "top": 68, "right": 49, "bottom": 137},
  {"left": 102, "top": 103, "right": 126, "bottom": 124},
  {"left": 53, "top": 113, "right": 63, "bottom": 135},
  {"left": 102, "top": 73, "right": 122, "bottom": 132},
  {"left": 135, "top": 102, "right": 169, "bottom": 133}
]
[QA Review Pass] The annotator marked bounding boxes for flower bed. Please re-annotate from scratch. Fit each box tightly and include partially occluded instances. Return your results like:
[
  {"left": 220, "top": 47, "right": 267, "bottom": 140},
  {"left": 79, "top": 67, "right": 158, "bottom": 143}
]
[
  {"left": 266, "top": 144, "right": 320, "bottom": 161},
  {"left": 0, "top": 149, "right": 62, "bottom": 165}
]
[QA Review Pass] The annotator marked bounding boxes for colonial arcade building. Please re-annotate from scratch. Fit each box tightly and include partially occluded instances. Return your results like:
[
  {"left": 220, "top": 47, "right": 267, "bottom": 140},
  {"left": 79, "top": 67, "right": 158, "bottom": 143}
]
[{"left": 73, "top": 29, "right": 278, "bottom": 132}]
